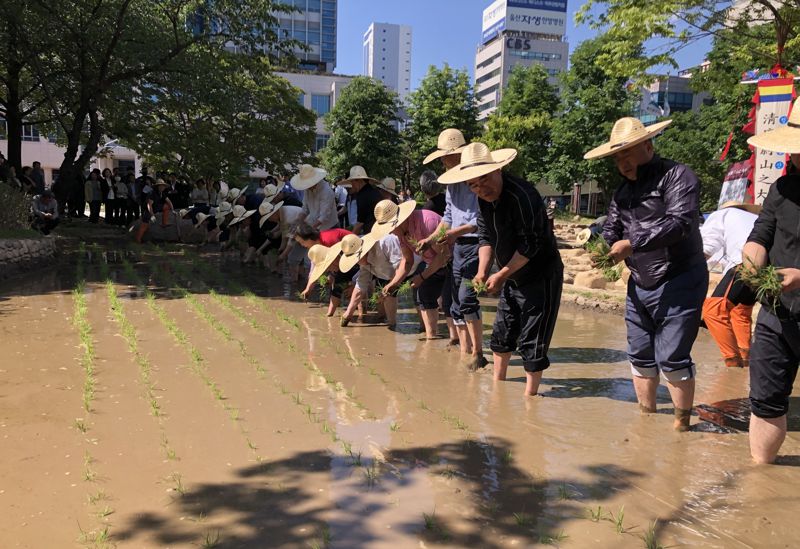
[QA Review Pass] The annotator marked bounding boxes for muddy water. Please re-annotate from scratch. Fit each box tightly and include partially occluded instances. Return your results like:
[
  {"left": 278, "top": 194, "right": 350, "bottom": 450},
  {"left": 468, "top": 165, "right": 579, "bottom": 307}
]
[{"left": 0, "top": 245, "right": 798, "bottom": 548}]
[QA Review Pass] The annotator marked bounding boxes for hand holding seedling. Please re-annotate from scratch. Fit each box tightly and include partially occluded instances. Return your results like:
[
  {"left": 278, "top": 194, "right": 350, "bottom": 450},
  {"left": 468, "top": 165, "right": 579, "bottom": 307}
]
[
  {"left": 608, "top": 239, "right": 632, "bottom": 264},
  {"left": 382, "top": 281, "right": 398, "bottom": 296},
  {"left": 485, "top": 272, "right": 506, "bottom": 295},
  {"left": 779, "top": 268, "right": 800, "bottom": 292}
]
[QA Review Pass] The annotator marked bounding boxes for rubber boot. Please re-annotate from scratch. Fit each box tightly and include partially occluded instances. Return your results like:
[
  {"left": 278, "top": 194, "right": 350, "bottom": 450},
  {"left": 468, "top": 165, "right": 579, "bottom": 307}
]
[{"left": 674, "top": 408, "right": 692, "bottom": 432}]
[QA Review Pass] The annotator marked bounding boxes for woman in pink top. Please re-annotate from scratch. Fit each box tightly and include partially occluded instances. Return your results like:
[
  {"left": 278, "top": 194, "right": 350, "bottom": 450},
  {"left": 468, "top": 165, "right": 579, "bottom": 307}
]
[{"left": 371, "top": 200, "right": 451, "bottom": 339}]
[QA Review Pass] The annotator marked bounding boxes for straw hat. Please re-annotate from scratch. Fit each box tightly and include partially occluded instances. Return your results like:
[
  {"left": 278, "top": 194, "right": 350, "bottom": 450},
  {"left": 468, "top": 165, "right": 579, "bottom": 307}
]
[
  {"left": 228, "top": 205, "right": 256, "bottom": 226},
  {"left": 195, "top": 212, "right": 211, "bottom": 227},
  {"left": 377, "top": 177, "right": 399, "bottom": 197},
  {"left": 423, "top": 128, "right": 468, "bottom": 164},
  {"left": 258, "top": 201, "right": 284, "bottom": 228},
  {"left": 308, "top": 243, "right": 343, "bottom": 284},
  {"left": 576, "top": 228, "right": 593, "bottom": 246},
  {"left": 339, "top": 233, "right": 378, "bottom": 272},
  {"left": 341, "top": 165, "right": 380, "bottom": 185},
  {"left": 178, "top": 208, "right": 189, "bottom": 219},
  {"left": 227, "top": 188, "right": 243, "bottom": 202},
  {"left": 584, "top": 117, "right": 673, "bottom": 160},
  {"left": 291, "top": 164, "right": 327, "bottom": 191},
  {"left": 369, "top": 199, "right": 417, "bottom": 239},
  {"left": 154, "top": 178, "right": 169, "bottom": 189},
  {"left": 720, "top": 201, "right": 762, "bottom": 215},
  {"left": 747, "top": 98, "right": 800, "bottom": 154},
  {"left": 262, "top": 182, "right": 285, "bottom": 201},
  {"left": 438, "top": 142, "right": 518, "bottom": 184},
  {"left": 215, "top": 201, "right": 233, "bottom": 219}
]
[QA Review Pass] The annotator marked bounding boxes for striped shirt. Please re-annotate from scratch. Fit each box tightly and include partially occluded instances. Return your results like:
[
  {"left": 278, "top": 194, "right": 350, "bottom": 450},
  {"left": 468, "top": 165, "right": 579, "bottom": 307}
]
[{"left": 477, "top": 173, "right": 561, "bottom": 282}]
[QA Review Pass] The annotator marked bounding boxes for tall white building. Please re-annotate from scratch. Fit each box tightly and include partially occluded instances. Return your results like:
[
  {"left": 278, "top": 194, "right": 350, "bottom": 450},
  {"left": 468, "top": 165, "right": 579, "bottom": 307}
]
[
  {"left": 363, "top": 23, "right": 412, "bottom": 103},
  {"left": 474, "top": 0, "right": 569, "bottom": 119}
]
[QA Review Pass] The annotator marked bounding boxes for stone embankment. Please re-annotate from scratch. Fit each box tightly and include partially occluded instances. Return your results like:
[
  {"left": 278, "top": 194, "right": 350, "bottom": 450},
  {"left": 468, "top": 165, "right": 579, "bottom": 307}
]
[{"left": 0, "top": 237, "right": 57, "bottom": 280}]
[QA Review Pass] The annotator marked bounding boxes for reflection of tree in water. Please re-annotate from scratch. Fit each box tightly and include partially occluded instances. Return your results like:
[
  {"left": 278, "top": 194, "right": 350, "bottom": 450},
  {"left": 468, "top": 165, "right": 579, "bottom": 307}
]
[{"left": 114, "top": 438, "right": 642, "bottom": 548}]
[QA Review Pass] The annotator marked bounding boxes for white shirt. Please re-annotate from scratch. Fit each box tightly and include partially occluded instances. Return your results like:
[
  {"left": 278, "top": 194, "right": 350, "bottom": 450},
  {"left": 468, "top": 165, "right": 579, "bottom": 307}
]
[
  {"left": 701, "top": 207, "right": 758, "bottom": 275},
  {"left": 302, "top": 181, "right": 339, "bottom": 231},
  {"left": 279, "top": 205, "right": 306, "bottom": 234},
  {"left": 357, "top": 234, "right": 421, "bottom": 290}
]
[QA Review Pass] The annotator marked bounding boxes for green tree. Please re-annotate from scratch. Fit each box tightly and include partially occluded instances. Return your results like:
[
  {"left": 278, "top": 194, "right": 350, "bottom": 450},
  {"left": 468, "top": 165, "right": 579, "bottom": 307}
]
[
  {"left": 6, "top": 0, "right": 297, "bottom": 202},
  {"left": 106, "top": 51, "right": 315, "bottom": 183},
  {"left": 544, "top": 37, "right": 640, "bottom": 198},
  {"left": 320, "top": 76, "right": 402, "bottom": 180},
  {"left": 576, "top": 0, "right": 800, "bottom": 80},
  {"left": 481, "top": 65, "right": 559, "bottom": 183},
  {"left": 404, "top": 64, "right": 481, "bottom": 182}
]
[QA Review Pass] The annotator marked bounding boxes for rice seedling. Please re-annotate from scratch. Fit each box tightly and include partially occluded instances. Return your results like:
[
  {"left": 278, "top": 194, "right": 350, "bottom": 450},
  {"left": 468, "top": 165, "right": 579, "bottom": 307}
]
[
  {"left": 607, "top": 506, "right": 629, "bottom": 534},
  {"left": 351, "top": 451, "right": 363, "bottom": 467},
  {"left": 587, "top": 506, "right": 605, "bottom": 522},
  {"left": 201, "top": 530, "right": 220, "bottom": 548},
  {"left": 87, "top": 490, "right": 108, "bottom": 505},
  {"left": 740, "top": 261, "right": 784, "bottom": 310},
  {"left": 363, "top": 461, "right": 380, "bottom": 487},
  {"left": 513, "top": 512, "right": 532, "bottom": 527},
  {"left": 229, "top": 408, "right": 240, "bottom": 421},
  {"left": 246, "top": 438, "right": 258, "bottom": 450},
  {"left": 170, "top": 472, "right": 186, "bottom": 496},
  {"left": 422, "top": 509, "right": 450, "bottom": 540},
  {"left": 502, "top": 450, "right": 513, "bottom": 465},
  {"left": 602, "top": 264, "right": 624, "bottom": 282},
  {"left": 389, "top": 422, "right": 401, "bottom": 432},
  {"left": 77, "top": 524, "right": 111, "bottom": 548},
  {"left": 466, "top": 279, "right": 489, "bottom": 296},
  {"left": 396, "top": 280, "right": 413, "bottom": 298},
  {"left": 95, "top": 505, "right": 114, "bottom": 519},
  {"left": 539, "top": 531, "right": 569, "bottom": 545},
  {"left": 317, "top": 274, "right": 330, "bottom": 300},
  {"left": 557, "top": 482, "right": 572, "bottom": 500},
  {"left": 74, "top": 419, "right": 88, "bottom": 433},
  {"left": 585, "top": 236, "right": 616, "bottom": 270},
  {"left": 418, "top": 399, "right": 431, "bottom": 412},
  {"left": 433, "top": 225, "right": 448, "bottom": 243},
  {"left": 640, "top": 520, "right": 665, "bottom": 549},
  {"left": 437, "top": 466, "right": 458, "bottom": 479},
  {"left": 368, "top": 290, "right": 381, "bottom": 310}
]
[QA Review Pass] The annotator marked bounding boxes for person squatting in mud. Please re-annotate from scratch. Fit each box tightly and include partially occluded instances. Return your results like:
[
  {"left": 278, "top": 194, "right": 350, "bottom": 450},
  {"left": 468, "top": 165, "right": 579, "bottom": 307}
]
[{"left": 584, "top": 117, "right": 707, "bottom": 432}]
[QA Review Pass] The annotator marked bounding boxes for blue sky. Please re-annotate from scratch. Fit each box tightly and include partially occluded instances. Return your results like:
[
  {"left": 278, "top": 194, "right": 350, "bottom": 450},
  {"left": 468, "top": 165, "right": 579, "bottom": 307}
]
[{"left": 335, "top": 0, "right": 709, "bottom": 88}]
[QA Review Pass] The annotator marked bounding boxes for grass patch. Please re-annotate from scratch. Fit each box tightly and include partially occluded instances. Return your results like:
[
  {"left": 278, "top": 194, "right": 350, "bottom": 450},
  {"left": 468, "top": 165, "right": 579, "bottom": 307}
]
[{"left": 0, "top": 228, "right": 41, "bottom": 239}]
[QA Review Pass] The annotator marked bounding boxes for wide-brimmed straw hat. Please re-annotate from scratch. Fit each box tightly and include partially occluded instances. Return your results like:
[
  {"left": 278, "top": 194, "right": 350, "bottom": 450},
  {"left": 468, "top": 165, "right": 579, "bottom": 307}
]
[
  {"left": 377, "top": 177, "right": 399, "bottom": 197},
  {"left": 341, "top": 165, "right": 380, "bottom": 185},
  {"left": 438, "top": 142, "right": 518, "bottom": 184},
  {"left": 262, "top": 182, "right": 285, "bottom": 201},
  {"left": 215, "top": 202, "right": 233, "bottom": 219},
  {"left": 154, "top": 178, "right": 169, "bottom": 188},
  {"left": 291, "top": 164, "right": 327, "bottom": 191},
  {"left": 258, "top": 201, "right": 284, "bottom": 228},
  {"left": 339, "top": 233, "right": 378, "bottom": 272},
  {"left": 228, "top": 205, "right": 256, "bottom": 226},
  {"left": 308, "top": 243, "right": 343, "bottom": 284},
  {"left": 178, "top": 208, "right": 189, "bottom": 219},
  {"left": 195, "top": 212, "right": 211, "bottom": 227},
  {"left": 720, "top": 201, "right": 762, "bottom": 215},
  {"left": 584, "top": 117, "right": 673, "bottom": 160},
  {"left": 747, "top": 98, "right": 800, "bottom": 154},
  {"left": 370, "top": 199, "right": 417, "bottom": 239},
  {"left": 227, "top": 188, "right": 243, "bottom": 202},
  {"left": 423, "top": 128, "right": 468, "bottom": 164}
]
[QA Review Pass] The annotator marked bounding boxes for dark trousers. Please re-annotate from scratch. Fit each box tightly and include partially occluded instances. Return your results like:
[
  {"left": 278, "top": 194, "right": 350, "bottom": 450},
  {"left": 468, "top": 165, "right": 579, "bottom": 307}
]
[
  {"left": 491, "top": 266, "right": 563, "bottom": 372},
  {"left": 32, "top": 217, "right": 59, "bottom": 235},
  {"left": 88, "top": 200, "right": 101, "bottom": 223},
  {"left": 450, "top": 239, "right": 481, "bottom": 323},
  {"left": 625, "top": 261, "right": 707, "bottom": 382},
  {"left": 127, "top": 199, "right": 140, "bottom": 224},
  {"left": 415, "top": 265, "right": 446, "bottom": 310},
  {"left": 114, "top": 198, "right": 127, "bottom": 225},
  {"left": 749, "top": 308, "right": 800, "bottom": 418},
  {"left": 103, "top": 199, "right": 114, "bottom": 224}
]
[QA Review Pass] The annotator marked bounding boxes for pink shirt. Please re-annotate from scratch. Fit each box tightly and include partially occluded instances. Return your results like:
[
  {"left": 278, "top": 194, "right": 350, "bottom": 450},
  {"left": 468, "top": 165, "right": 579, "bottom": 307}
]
[{"left": 399, "top": 209, "right": 443, "bottom": 264}]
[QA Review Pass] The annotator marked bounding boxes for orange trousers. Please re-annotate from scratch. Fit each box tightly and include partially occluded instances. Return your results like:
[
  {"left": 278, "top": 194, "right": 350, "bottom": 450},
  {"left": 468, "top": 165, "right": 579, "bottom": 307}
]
[{"left": 702, "top": 296, "right": 753, "bottom": 366}]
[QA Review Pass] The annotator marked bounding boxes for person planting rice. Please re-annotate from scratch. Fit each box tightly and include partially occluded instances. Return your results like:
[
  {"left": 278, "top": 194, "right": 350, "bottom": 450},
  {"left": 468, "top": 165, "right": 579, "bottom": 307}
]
[
  {"left": 339, "top": 233, "right": 420, "bottom": 329},
  {"left": 585, "top": 117, "right": 706, "bottom": 431},
  {"left": 369, "top": 199, "right": 450, "bottom": 340},
  {"left": 299, "top": 244, "right": 351, "bottom": 316},
  {"left": 439, "top": 142, "right": 563, "bottom": 396},
  {"left": 257, "top": 200, "right": 308, "bottom": 282},
  {"left": 740, "top": 98, "right": 800, "bottom": 464}
]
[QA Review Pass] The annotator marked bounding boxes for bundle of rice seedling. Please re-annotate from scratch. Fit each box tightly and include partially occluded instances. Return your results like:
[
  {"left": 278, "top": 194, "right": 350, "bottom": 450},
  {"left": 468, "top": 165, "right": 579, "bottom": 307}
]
[
  {"left": 317, "top": 274, "right": 330, "bottom": 300},
  {"left": 397, "top": 280, "right": 413, "bottom": 297},
  {"left": 466, "top": 279, "right": 489, "bottom": 296},
  {"left": 368, "top": 290, "right": 381, "bottom": 310},
  {"left": 585, "top": 237, "right": 616, "bottom": 270},
  {"left": 602, "top": 264, "right": 623, "bottom": 283},
  {"left": 740, "top": 261, "right": 783, "bottom": 310},
  {"left": 433, "top": 225, "right": 448, "bottom": 243}
]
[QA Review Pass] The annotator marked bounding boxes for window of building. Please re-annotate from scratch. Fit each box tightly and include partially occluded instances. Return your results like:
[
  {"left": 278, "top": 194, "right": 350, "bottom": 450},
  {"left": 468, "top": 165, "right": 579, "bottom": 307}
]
[
  {"left": 308, "top": 30, "right": 320, "bottom": 44},
  {"left": 22, "top": 124, "right": 40, "bottom": 142},
  {"left": 293, "top": 28, "right": 306, "bottom": 41},
  {"left": 311, "top": 94, "right": 331, "bottom": 116},
  {"left": 507, "top": 50, "right": 563, "bottom": 62},
  {"left": 476, "top": 84, "right": 500, "bottom": 100},
  {"left": 477, "top": 51, "right": 502, "bottom": 70},
  {"left": 298, "top": 93, "right": 306, "bottom": 107},
  {"left": 293, "top": 0, "right": 306, "bottom": 9},
  {"left": 314, "top": 134, "right": 330, "bottom": 152},
  {"left": 308, "top": 0, "right": 321, "bottom": 12},
  {"left": 478, "top": 100, "right": 496, "bottom": 113},
  {"left": 476, "top": 68, "right": 501, "bottom": 85}
]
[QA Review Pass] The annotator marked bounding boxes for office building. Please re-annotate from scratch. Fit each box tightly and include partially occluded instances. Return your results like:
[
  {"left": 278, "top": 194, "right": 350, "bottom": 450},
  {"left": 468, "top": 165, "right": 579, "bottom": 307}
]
[
  {"left": 363, "top": 23, "right": 412, "bottom": 103},
  {"left": 276, "top": 0, "right": 338, "bottom": 73},
  {"left": 474, "top": 0, "right": 569, "bottom": 119},
  {"left": 638, "top": 68, "right": 712, "bottom": 125}
]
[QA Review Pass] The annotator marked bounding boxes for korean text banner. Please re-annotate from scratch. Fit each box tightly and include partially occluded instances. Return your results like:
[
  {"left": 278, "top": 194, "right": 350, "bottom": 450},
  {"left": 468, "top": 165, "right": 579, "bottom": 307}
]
[{"left": 508, "top": 0, "right": 568, "bottom": 12}]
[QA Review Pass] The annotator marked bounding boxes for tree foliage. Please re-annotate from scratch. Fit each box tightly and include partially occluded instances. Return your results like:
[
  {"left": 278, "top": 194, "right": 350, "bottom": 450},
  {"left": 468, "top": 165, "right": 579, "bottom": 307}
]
[
  {"left": 320, "top": 76, "right": 402, "bottom": 181},
  {"left": 404, "top": 64, "right": 482, "bottom": 180},
  {"left": 576, "top": 0, "right": 800, "bottom": 80},
  {"left": 481, "top": 65, "right": 558, "bottom": 183},
  {"left": 106, "top": 50, "right": 315, "bottom": 183},
  {"left": 544, "top": 37, "right": 640, "bottom": 198}
]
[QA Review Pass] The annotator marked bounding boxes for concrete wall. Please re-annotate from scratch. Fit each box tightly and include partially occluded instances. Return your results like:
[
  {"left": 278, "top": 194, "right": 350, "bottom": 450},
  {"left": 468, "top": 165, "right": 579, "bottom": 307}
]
[{"left": 0, "top": 237, "right": 57, "bottom": 280}]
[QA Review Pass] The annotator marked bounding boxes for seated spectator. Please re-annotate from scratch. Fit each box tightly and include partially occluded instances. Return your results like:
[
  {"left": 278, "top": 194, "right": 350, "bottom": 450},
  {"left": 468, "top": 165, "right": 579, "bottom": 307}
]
[{"left": 31, "top": 190, "right": 59, "bottom": 234}]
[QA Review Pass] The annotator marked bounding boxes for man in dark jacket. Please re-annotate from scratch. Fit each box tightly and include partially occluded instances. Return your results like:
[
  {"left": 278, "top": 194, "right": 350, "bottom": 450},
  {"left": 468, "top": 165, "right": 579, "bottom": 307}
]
[
  {"left": 585, "top": 117, "right": 707, "bottom": 432},
  {"left": 742, "top": 101, "right": 800, "bottom": 464},
  {"left": 440, "top": 142, "right": 563, "bottom": 396}
]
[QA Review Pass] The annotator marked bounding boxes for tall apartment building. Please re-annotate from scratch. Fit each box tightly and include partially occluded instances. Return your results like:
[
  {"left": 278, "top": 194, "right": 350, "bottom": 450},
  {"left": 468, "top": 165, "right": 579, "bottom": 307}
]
[
  {"left": 276, "top": 0, "right": 338, "bottom": 73},
  {"left": 474, "top": 0, "right": 569, "bottom": 119},
  {"left": 363, "top": 23, "right": 413, "bottom": 103}
]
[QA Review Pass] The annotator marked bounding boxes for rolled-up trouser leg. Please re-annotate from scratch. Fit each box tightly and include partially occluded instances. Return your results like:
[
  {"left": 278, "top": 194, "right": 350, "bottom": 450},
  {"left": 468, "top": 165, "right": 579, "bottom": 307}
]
[{"left": 749, "top": 308, "right": 800, "bottom": 419}]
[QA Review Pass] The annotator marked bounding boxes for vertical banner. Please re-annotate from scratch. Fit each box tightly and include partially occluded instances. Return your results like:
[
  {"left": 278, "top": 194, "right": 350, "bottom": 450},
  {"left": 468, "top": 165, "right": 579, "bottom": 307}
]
[{"left": 753, "top": 78, "right": 794, "bottom": 204}]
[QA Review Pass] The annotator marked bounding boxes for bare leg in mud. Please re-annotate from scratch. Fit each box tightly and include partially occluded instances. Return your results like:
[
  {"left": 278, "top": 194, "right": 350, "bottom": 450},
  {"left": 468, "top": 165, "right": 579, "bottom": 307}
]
[
  {"left": 420, "top": 308, "right": 439, "bottom": 339},
  {"left": 633, "top": 376, "right": 659, "bottom": 413},
  {"left": 466, "top": 318, "right": 485, "bottom": 365},
  {"left": 750, "top": 414, "right": 786, "bottom": 464},
  {"left": 456, "top": 325, "right": 472, "bottom": 355},
  {"left": 494, "top": 354, "right": 544, "bottom": 396}
]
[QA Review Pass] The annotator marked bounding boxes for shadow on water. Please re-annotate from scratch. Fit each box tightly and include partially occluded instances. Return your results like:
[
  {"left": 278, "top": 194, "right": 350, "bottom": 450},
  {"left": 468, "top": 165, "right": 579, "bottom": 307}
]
[
  {"left": 549, "top": 347, "right": 629, "bottom": 364},
  {"left": 535, "top": 376, "right": 672, "bottom": 404},
  {"left": 112, "top": 438, "right": 643, "bottom": 548}
]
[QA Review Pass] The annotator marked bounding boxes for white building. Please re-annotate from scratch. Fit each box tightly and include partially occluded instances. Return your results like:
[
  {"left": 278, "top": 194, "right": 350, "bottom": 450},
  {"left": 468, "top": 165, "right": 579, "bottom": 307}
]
[
  {"left": 475, "top": 0, "right": 569, "bottom": 119},
  {"left": 363, "top": 22, "right": 412, "bottom": 103}
]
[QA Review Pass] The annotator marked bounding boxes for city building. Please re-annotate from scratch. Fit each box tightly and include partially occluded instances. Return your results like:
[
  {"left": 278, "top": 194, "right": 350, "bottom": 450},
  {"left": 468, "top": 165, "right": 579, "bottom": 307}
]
[
  {"left": 637, "top": 68, "right": 712, "bottom": 125},
  {"left": 474, "top": 0, "right": 569, "bottom": 119},
  {"left": 362, "top": 22, "right": 413, "bottom": 103},
  {"left": 275, "top": 0, "right": 338, "bottom": 73}
]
